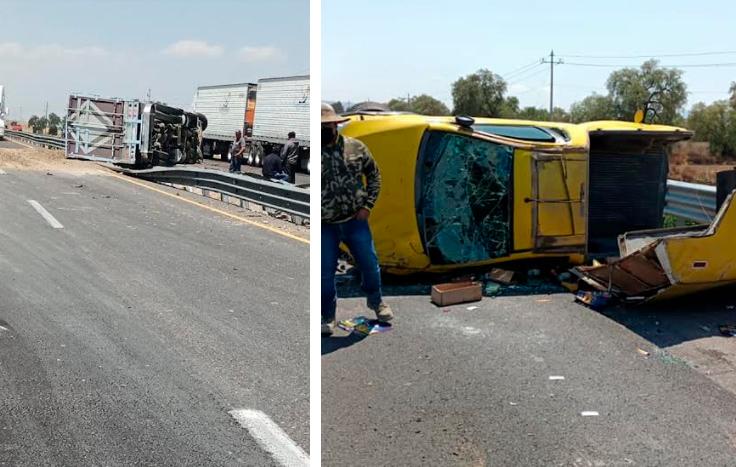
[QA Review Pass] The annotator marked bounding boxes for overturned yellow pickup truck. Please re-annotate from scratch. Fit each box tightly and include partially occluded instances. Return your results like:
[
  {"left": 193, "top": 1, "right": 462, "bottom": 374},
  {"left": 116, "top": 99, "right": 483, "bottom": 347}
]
[{"left": 339, "top": 113, "right": 736, "bottom": 299}]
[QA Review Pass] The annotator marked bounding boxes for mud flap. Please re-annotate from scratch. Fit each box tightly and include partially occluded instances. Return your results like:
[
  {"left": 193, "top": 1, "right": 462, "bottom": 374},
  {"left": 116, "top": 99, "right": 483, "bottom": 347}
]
[{"left": 573, "top": 190, "right": 736, "bottom": 302}]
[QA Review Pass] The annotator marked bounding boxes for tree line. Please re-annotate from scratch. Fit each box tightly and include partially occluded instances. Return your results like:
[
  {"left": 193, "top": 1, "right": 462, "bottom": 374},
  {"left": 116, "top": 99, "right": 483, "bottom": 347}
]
[
  {"left": 333, "top": 59, "right": 736, "bottom": 159},
  {"left": 26, "top": 113, "right": 64, "bottom": 135}
]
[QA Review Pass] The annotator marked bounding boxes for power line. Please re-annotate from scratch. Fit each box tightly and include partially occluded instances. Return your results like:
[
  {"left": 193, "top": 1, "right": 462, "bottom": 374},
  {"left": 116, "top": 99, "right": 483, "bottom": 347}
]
[
  {"left": 560, "top": 50, "right": 736, "bottom": 59},
  {"left": 507, "top": 66, "right": 547, "bottom": 86},
  {"left": 502, "top": 60, "right": 542, "bottom": 80},
  {"left": 564, "top": 61, "right": 736, "bottom": 68}
]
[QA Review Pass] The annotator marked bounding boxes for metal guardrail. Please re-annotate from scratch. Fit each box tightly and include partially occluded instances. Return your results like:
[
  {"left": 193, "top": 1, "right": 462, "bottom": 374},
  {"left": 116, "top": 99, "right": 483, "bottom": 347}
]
[
  {"left": 6, "top": 129, "right": 309, "bottom": 219},
  {"left": 664, "top": 179, "right": 717, "bottom": 224},
  {"left": 117, "top": 166, "right": 310, "bottom": 218},
  {"left": 5, "top": 129, "right": 65, "bottom": 149}
]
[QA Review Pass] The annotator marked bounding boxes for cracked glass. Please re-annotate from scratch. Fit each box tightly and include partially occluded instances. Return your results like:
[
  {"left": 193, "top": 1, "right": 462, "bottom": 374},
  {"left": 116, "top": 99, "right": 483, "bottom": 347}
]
[{"left": 418, "top": 131, "right": 513, "bottom": 264}]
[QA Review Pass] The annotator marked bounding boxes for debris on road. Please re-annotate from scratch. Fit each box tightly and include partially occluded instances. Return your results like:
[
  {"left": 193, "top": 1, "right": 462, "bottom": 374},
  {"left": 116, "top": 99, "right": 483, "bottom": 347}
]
[
  {"left": 483, "top": 281, "right": 502, "bottom": 297},
  {"left": 548, "top": 375, "right": 565, "bottom": 380},
  {"left": 338, "top": 316, "right": 393, "bottom": 336},
  {"left": 719, "top": 325, "right": 736, "bottom": 337},
  {"left": 431, "top": 281, "right": 482, "bottom": 306},
  {"left": 573, "top": 191, "right": 736, "bottom": 302},
  {"left": 575, "top": 290, "right": 612, "bottom": 309},
  {"left": 581, "top": 411, "right": 600, "bottom": 417},
  {"left": 486, "top": 268, "right": 514, "bottom": 285},
  {"left": 637, "top": 348, "right": 651, "bottom": 357},
  {"left": 466, "top": 306, "right": 479, "bottom": 311}
]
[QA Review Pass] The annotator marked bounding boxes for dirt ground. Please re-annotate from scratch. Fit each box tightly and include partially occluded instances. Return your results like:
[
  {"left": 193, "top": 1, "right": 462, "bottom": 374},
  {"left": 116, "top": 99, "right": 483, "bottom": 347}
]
[{"left": 0, "top": 146, "right": 105, "bottom": 175}]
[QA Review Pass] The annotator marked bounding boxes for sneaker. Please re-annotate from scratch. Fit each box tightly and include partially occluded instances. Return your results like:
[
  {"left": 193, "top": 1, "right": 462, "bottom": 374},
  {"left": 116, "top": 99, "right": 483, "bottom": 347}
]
[
  {"left": 370, "top": 302, "right": 394, "bottom": 322},
  {"left": 321, "top": 319, "right": 336, "bottom": 336}
]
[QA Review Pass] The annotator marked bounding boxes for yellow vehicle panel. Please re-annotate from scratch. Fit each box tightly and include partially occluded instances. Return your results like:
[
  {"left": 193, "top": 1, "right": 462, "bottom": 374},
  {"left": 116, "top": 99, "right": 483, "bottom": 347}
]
[
  {"left": 339, "top": 114, "right": 691, "bottom": 275},
  {"left": 575, "top": 191, "right": 736, "bottom": 301}
]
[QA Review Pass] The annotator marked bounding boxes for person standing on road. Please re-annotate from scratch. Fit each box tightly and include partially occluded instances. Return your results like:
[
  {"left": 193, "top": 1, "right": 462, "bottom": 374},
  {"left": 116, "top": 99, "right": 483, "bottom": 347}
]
[
  {"left": 321, "top": 103, "right": 393, "bottom": 336},
  {"left": 281, "top": 131, "right": 299, "bottom": 184},
  {"left": 229, "top": 130, "right": 245, "bottom": 173}
]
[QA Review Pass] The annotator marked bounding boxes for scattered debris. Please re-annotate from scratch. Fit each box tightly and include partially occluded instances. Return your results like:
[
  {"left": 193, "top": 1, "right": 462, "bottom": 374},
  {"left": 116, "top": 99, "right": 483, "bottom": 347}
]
[
  {"left": 483, "top": 281, "right": 502, "bottom": 297},
  {"left": 338, "top": 316, "right": 393, "bottom": 336},
  {"left": 575, "top": 290, "right": 612, "bottom": 309},
  {"left": 580, "top": 411, "right": 599, "bottom": 417},
  {"left": 536, "top": 298, "right": 552, "bottom": 303},
  {"left": 431, "top": 281, "right": 482, "bottom": 307},
  {"left": 719, "top": 325, "right": 736, "bottom": 337},
  {"left": 46, "top": 172, "right": 53, "bottom": 176},
  {"left": 548, "top": 376, "right": 565, "bottom": 380},
  {"left": 509, "top": 402, "right": 518, "bottom": 406},
  {"left": 556, "top": 271, "right": 579, "bottom": 293},
  {"left": 636, "top": 348, "right": 650, "bottom": 357},
  {"left": 466, "top": 306, "right": 479, "bottom": 311},
  {"left": 486, "top": 268, "right": 514, "bottom": 285}
]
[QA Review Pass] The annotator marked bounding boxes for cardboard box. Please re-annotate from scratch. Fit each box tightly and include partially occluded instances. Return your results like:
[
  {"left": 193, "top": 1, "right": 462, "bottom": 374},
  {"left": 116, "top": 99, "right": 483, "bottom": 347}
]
[{"left": 431, "top": 281, "right": 482, "bottom": 306}]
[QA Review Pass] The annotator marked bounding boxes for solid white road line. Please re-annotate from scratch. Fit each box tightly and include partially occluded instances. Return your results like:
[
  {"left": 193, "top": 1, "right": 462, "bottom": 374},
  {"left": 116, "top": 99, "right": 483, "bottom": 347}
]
[
  {"left": 228, "top": 409, "right": 309, "bottom": 467},
  {"left": 0, "top": 169, "right": 6, "bottom": 175},
  {"left": 27, "top": 200, "right": 64, "bottom": 229}
]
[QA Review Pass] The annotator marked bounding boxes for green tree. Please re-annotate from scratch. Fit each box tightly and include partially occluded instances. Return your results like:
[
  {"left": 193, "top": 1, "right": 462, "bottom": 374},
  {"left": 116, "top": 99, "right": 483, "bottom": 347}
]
[
  {"left": 387, "top": 98, "right": 410, "bottom": 112},
  {"left": 687, "top": 100, "right": 736, "bottom": 158},
  {"left": 569, "top": 94, "right": 616, "bottom": 123},
  {"left": 451, "top": 69, "right": 508, "bottom": 117},
  {"left": 48, "top": 113, "right": 61, "bottom": 135},
  {"left": 28, "top": 115, "right": 39, "bottom": 133},
  {"left": 407, "top": 94, "right": 450, "bottom": 116},
  {"left": 499, "top": 96, "right": 519, "bottom": 118},
  {"left": 331, "top": 101, "right": 345, "bottom": 114},
  {"left": 605, "top": 59, "right": 687, "bottom": 124},
  {"left": 36, "top": 116, "right": 48, "bottom": 134}
]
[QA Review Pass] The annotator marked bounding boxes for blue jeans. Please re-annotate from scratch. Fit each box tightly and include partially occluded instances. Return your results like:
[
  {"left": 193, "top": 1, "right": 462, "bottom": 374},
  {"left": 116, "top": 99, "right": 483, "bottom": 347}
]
[
  {"left": 230, "top": 154, "right": 241, "bottom": 172},
  {"left": 321, "top": 219, "right": 382, "bottom": 322}
]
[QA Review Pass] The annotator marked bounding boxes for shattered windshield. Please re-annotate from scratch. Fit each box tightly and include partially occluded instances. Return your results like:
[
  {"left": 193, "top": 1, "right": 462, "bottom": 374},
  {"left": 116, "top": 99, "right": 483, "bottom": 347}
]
[{"left": 418, "top": 131, "right": 513, "bottom": 264}]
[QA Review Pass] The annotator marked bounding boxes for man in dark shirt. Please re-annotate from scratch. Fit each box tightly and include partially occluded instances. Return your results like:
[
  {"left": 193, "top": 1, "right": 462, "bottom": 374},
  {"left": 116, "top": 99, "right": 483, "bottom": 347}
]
[
  {"left": 262, "top": 150, "right": 288, "bottom": 181},
  {"left": 281, "top": 131, "right": 299, "bottom": 183}
]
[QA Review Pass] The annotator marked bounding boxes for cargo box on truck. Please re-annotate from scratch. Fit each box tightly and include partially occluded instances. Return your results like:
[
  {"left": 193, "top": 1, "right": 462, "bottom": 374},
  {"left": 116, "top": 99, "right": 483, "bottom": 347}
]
[
  {"left": 248, "top": 75, "right": 310, "bottom": 171},
  {"left": 191, "top": 82, "right": 257, "bottom": 161},
  {"left": 65, "top": 94, "right": 207, "bottom": 167}
]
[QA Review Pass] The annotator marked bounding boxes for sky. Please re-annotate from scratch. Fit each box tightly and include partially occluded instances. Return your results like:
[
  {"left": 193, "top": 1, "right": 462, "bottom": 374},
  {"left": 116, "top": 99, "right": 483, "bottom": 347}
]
[
  {"left": 0, "top": 0, "right": 309, "bottom": 121},
  {"left": 323, "top": 0, "right": 736, "bottom": 112}
]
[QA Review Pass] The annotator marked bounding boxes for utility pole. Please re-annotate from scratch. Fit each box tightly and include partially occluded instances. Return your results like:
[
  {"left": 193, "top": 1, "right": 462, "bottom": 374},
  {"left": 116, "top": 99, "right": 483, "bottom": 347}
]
[
  {"left": 44, "top": 101, "right": 48, "bottom": 120},
  {"left": 541, "top": 50, "right": 563, "bottom": 119}
]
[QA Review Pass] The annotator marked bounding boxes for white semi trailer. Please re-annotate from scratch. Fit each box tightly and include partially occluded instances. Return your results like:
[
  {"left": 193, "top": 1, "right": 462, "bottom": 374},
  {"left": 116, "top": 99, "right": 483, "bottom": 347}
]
[{"left": 192, "top": 75, "right": 310, "bottom": 171}]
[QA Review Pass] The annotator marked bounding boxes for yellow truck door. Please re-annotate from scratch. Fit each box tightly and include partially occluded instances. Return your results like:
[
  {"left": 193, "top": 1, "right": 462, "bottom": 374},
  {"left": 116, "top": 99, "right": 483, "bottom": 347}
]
[{"left": 530, "top": 150, "right": 588, "bottom": 252}]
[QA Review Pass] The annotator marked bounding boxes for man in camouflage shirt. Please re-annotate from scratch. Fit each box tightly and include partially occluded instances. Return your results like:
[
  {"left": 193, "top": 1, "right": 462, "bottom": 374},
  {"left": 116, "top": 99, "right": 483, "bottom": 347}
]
[{"left": 321, "top": 103, "right": 394, "bottom": 336}]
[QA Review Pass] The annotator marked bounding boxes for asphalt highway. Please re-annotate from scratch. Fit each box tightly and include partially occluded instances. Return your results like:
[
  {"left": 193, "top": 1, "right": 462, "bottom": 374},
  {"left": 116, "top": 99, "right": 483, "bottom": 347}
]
[
  {"left": 322, "top": 292, "right": 736, "bottom": 466},
  {"left": 0, "top": 167, "right": 309, "bottom": 466}
]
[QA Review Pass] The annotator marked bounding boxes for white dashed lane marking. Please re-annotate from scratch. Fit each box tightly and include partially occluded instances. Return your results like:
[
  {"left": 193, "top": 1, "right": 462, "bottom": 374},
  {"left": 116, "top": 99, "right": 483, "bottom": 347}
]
[
  {"left": 27, "top": 200, "right": 64, "bottom": 229},
  {"left": 228, "top": 409, "right": 309, "bottom": 467}
]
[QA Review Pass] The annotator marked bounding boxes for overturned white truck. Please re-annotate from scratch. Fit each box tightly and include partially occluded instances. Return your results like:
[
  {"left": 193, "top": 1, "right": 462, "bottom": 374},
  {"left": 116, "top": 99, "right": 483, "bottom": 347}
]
[{"left": 65, "top": 94, "right": 207, "bottom": 167}]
